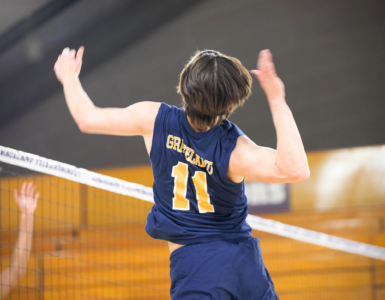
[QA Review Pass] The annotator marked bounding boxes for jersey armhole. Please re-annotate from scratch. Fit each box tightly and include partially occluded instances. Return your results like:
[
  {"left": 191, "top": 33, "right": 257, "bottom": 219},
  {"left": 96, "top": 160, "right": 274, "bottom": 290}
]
[
  {"left": 219, "top": 133, "right": 245, "bottom": 186},
  {"left": 149, "top": 103, "right": 168, "bottom": 161}
]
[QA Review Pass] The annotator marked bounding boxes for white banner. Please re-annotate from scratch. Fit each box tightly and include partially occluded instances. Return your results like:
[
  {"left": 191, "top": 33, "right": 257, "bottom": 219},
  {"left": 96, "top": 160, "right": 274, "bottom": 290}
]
[
  {"left": 0, "top": 146, "right": 154, "bottom": 202},
  {"left": 247, "top": 215, "right": 385, "bottom": 260}
]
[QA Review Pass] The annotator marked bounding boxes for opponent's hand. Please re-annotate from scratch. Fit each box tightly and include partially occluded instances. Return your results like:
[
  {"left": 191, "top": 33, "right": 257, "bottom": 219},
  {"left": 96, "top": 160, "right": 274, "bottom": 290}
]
[
  {"left": 54, "top": 46, "right": 84, "bottom": 84},
  {"left": 250, "top": 49, "right": 285, "bottom": 104},
  {"left": 14, "top": 182, "right": 39, "bottom": 215}
]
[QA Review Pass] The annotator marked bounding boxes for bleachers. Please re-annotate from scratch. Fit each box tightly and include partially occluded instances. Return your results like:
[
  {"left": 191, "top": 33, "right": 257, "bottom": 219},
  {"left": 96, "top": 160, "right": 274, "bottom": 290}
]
[{"left": 1, "top": 206, "right": 385, "bottom": 299}]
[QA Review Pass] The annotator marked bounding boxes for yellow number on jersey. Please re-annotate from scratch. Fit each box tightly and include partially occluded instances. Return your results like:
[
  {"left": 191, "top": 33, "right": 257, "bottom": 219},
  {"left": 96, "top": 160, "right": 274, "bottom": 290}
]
[
  {"left": 172, "top": 162, "right": 215, "bottom": 213},
  {"left": 172, "top": 162, "right": 190, "bottom": 210},
  {"left": 192, "top": 171, "right": 214, "bottom": 213}
]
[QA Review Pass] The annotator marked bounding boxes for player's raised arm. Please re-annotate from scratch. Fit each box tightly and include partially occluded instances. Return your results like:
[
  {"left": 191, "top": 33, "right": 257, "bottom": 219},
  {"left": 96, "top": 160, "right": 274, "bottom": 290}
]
[
  {"left": 53, "top": 47, "right": 160, "bottom": 137},
  {"left": 1, "top": 182, "right": 39, "bottom": 299},
  {"left": 228, "top": 50, "right": 310, "bottom": 183}
]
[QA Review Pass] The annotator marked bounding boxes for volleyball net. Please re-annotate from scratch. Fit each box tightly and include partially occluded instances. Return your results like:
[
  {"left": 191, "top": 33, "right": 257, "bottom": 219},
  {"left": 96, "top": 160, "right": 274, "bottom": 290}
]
[{"left": 1, "top": 145, "right": 384, "bottom": 300}]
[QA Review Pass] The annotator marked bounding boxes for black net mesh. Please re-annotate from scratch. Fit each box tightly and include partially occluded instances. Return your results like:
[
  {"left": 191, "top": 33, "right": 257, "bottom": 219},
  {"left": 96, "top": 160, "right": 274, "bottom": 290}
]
[
  {"left": 1, "top": 160, "right": 384, "bottom": 300},
  {"left": 0, "top": 161, "right": 170, "bottom": 300}
]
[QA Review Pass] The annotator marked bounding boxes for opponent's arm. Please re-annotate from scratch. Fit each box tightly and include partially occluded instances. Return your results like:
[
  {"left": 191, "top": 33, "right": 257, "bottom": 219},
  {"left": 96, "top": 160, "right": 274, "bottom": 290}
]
[
  {"left": 54, "top": 47, "right": 160, "bottom": 136},
  {"left": 1, "top": 182, "right": 38, "bottom": 299},
  {"left": 228, "top": 50, "right": 310, "bottom": 183}
]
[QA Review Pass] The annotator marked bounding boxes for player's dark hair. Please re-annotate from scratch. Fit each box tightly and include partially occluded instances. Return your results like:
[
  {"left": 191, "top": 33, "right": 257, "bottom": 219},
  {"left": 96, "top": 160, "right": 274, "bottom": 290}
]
[{"left": 177, "top": 50, "right": 252, "bottom": 130}]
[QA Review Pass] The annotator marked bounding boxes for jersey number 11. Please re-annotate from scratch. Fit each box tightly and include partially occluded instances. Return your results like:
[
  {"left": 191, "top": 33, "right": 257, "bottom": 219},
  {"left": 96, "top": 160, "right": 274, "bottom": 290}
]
[{"left": 172, "top": 162, "right": 215, "bottom": 213}]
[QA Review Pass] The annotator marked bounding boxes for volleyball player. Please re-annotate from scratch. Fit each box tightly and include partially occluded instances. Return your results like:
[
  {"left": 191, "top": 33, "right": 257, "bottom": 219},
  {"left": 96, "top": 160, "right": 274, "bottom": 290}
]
[
  {"left": 54, "top": 47, "right": 309, "bottom": 299},
  {"left": 1, "top": 182, "right": 39, "bottom": 299}
]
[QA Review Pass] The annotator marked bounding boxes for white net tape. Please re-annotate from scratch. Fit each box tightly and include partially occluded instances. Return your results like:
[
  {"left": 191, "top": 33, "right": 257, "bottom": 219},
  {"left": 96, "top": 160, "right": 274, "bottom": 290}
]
[{"left": 1, "top": 145, "right": 384, "bottom": 260}]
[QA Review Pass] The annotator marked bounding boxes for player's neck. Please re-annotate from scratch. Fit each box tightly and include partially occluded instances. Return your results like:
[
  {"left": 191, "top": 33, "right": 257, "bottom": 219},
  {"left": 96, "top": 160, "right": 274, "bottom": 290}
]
[{"left": 187, "top": 116, "right": 211, "bottom": 132}]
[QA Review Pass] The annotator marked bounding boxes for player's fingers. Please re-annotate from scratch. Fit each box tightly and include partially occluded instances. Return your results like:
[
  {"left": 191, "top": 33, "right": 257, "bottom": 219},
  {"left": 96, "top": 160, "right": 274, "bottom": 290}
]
[
  {"left": 62, "top": 47, "right": 70, "bottom": 55},
  {"left": 250, "top": 70, "right": 261, "bottom": 80},
  {"left": 33, "top": 192, "right": 39, "bottom": 210},
  {"left": 31, "top": 184, "right": 36, "bottom": 198},
  {"left": 260, "top": 50, "right": 270, "bottom": 73},
  {"left": 69, "top": 49, "right": 76, "bottom": 58},
  {"left": 265, "top": 51, "right": 276, "bottom": 69},
  {"left": 257, "top": 50, "right": 265, "bottom": 71},
  {"left": 257, "top": 50, "right": 267, "bottom": 73},
  {"left": 21, "top": 182, "right": 27, "bottom": 196},
  {"left": 27, "top": 182, "right": 33, "bottom": 196},
  {"left": 265, "top": 49, "right": 272, "bottom": 62},
  {"left": 76, "top": 46, "right": 84, "bottom": 62},
  {"left": 269, "top": 62, "right": 277, "bottom": 77},
  {"left": 54, "top": 55, "right": 62, "bottom": 70},
  {"left": 264, "top": 60, "right": 276, "bottom": 78},
  {"left": 253, "top": 70, "right": 267, "bottom": 84}
]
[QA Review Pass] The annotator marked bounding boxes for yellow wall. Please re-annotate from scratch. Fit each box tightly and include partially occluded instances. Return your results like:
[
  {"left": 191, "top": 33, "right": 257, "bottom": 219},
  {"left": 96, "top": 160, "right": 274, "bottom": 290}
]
[
  {"left": 94, "top": 165, "right": 154, "bottom": 187},
  {"left": 88, "top": 165, "right": 154, "bottom": 226},
  {"left": 291, "top": 145, "right": 385, "bottom": 211}
]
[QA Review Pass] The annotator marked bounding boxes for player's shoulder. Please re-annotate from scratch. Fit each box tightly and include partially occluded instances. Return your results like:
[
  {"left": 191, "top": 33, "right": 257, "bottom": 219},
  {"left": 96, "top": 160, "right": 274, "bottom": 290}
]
[
  {"left": 132, "top": 101, "right": 162, "bottom": 124},
  {"left": 157, "top": 103, "right": 183, "bottom": 118},
  {"left": 221, "top": 120, "right": 245, "bottom": 143},
  {"left": 152, "top": 103, "right": 185, "bottom": 134},
  {"left": 224, "top": 121, "right": 251, "bottom": 164}
]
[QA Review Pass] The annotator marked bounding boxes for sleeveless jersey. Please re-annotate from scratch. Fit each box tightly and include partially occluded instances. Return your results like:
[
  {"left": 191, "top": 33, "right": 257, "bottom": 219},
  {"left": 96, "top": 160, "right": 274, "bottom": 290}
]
[{"left": 145, "top": 103, "right": 252, "bottom": 245}]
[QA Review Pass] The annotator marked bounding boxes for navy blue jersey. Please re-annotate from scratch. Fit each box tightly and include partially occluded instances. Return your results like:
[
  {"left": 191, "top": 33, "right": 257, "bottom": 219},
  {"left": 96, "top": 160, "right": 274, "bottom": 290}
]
[{"left": 145, "top": 103, "right": 252, "bottom": 245}]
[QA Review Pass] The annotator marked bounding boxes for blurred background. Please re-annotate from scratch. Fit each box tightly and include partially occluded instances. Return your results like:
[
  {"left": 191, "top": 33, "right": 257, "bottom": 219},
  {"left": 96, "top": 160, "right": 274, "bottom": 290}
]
[{"left": 0, "top": 0, "right": 384, "bottom": 299}]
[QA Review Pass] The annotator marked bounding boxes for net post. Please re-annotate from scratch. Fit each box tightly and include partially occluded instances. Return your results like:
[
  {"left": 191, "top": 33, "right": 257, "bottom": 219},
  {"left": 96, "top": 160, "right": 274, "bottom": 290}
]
[{"left": 79, "top": 183, "right": 88, "bottom": 228}]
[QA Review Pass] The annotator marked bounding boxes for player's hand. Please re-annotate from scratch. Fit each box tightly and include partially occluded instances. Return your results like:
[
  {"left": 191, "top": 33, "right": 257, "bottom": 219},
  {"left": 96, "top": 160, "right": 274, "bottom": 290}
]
[
  {"left": 54, "top": 46, "right": 84, "bottom": 84},
  {"left": 14, "top": 182, "right": 39, "bottom": 215},
  {"left": 250, "top": 49, "right": 285, "bottom": 104}
]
